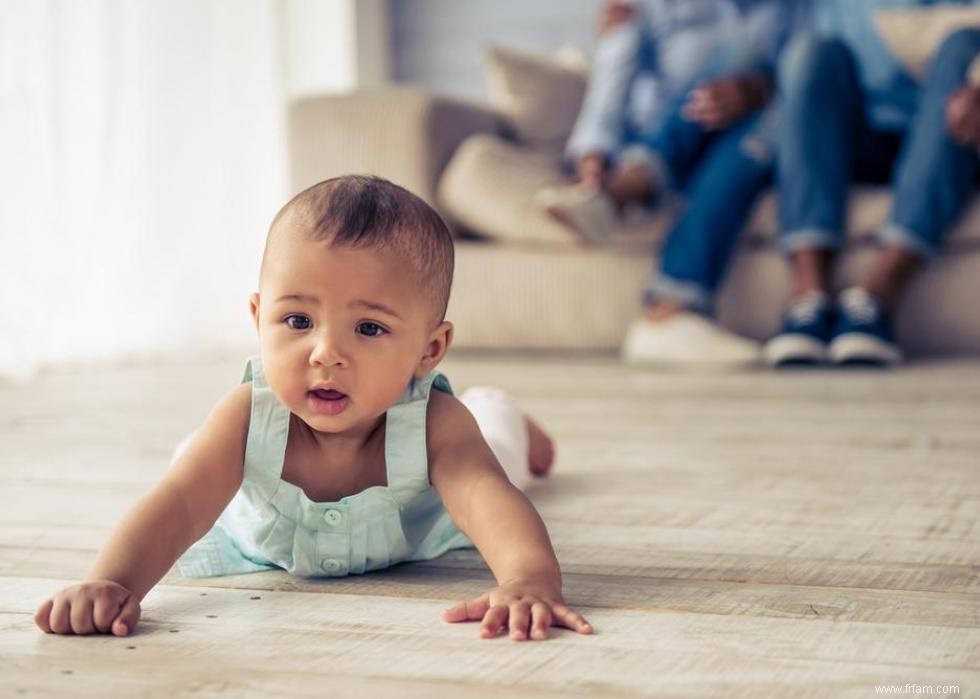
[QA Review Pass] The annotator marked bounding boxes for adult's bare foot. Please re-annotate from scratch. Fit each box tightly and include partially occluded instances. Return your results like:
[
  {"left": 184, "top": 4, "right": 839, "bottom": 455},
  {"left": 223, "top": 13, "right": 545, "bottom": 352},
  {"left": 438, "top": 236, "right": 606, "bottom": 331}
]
[
  {"left": 525, "top": 416, "right": 555, "bottom": 477},
  {"left": 644, "top": 299, "right": 685, "bottom": 322},
  {"left": 576, "top": 152, "right": 608, "bottom": 190}
]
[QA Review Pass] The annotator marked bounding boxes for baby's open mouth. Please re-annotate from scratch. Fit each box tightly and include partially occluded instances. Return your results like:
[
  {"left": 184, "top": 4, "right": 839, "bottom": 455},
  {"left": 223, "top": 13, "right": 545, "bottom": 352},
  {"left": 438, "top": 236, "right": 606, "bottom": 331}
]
[{"left": 307, "top": 387, "right": 350, "bottom": 415}]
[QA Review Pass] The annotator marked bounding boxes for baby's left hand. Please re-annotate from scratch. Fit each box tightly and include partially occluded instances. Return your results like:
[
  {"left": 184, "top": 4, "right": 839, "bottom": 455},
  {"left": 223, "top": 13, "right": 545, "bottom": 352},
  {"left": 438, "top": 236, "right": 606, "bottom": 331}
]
[{"left": 442, "top": 579, "right": 593, "bottom": 641}]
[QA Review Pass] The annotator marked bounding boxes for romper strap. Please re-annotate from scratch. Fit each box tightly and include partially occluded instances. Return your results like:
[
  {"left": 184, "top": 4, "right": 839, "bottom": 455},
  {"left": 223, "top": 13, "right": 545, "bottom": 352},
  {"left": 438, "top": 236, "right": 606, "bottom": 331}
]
[
  {"left": 384, "top": 371, "right": 453, "bottom": 507},
  {"left": 240, "top": 357, "right": 289, "bottom": 498}
]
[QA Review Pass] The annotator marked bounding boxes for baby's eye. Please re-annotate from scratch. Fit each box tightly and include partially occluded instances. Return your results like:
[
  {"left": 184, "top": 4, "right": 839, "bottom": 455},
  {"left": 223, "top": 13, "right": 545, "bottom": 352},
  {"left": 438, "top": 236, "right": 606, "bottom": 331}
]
[
  {"left": 284, "top": 315, "right": 312, "bottom": 330},
  {"left": 357, "top": 322, "right": 386, "bottom": 337}
]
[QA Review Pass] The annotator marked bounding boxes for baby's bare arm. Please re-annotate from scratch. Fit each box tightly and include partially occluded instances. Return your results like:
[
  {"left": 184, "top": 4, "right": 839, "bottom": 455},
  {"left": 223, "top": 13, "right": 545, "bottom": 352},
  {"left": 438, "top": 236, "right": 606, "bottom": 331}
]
[
  {"left": 429, "top": 399, "right": 559, "bottom": 585},
  {"left": 88, "top": 383, "right": 251, "bottom": 597},
  {"left": 427, "top": 393, "right": 591, "bottom": 641},
  {"left": 35, "top": 383, "right": 251, "bottom": 635}
]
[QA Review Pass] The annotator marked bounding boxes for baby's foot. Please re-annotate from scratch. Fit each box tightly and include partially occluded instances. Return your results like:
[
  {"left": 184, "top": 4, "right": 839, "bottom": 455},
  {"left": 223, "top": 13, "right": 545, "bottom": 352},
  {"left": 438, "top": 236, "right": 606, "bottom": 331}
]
[{"left": 525, "top": 416, "right": 554, "bottom": 477}]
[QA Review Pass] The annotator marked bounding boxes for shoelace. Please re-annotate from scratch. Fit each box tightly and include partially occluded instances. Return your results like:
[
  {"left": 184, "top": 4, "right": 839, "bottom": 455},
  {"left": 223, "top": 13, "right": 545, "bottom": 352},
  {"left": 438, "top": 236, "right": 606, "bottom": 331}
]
[
  {"left": 787, "top": 292, "right": 829, "bottom": 326},
  {"left": 838, "top": 287, "right": 881, "bottom": 325}
]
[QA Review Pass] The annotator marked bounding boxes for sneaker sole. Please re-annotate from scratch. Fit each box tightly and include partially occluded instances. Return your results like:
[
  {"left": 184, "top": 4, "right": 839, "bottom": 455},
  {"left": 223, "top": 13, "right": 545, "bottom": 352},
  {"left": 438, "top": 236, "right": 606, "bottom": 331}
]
[
  {"left": 763, "top": 333, "right": 828, "bottom": 367},
  {"left": 537, "top": 193, "right": 616, "bottom": 246},
  {"left": 828, "top": 332, "right": 902, "bottom": 366},
  {"left": 541, "top": 205, "right": 607, "bottom": 246},
  {"left": 621, "top": 354, "right": 761, "bottom": 372}
]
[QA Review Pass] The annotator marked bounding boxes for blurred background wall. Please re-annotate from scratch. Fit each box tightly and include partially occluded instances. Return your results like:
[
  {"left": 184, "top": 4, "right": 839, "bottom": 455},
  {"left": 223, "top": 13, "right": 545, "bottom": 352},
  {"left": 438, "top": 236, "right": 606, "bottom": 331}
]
[{"left": 390, "top": 0, "right": 598, "bottom": 99}]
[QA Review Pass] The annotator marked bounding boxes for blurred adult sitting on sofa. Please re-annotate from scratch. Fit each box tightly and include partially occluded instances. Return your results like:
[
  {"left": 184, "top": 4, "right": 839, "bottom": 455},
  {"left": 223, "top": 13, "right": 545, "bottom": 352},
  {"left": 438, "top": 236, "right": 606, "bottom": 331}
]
[
  {"left": 535, "top": 0, "right": 808, "bottom": 367},
  {"left": 765, "top": 0, "right": 980, "bottom": 367}
]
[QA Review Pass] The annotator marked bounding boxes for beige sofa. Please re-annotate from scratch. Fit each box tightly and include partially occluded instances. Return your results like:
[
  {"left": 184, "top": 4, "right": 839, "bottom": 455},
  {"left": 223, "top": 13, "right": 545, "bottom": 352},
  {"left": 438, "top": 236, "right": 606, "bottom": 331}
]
[{"left": 289, "top": 84, "right": 980, "bottom": 358}]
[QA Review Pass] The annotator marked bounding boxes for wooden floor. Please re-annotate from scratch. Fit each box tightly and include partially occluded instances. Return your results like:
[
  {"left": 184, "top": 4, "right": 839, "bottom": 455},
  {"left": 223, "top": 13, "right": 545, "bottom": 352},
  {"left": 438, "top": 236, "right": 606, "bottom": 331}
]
[{"left": 2, "top": 354, "right": 979, "bottom": 698}]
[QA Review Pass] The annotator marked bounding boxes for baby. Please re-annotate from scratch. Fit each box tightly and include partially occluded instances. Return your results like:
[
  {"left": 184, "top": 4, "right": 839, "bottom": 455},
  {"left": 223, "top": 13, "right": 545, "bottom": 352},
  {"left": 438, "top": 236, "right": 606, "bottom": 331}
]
[{"left": 34, "top": 175, "right": 592, "bottom": 642}]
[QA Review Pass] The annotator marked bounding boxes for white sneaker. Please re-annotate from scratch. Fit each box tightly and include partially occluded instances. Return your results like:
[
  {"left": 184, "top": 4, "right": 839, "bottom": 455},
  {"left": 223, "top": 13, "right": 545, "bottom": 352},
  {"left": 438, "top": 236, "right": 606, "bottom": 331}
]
[
  {"left": 534, "top": 185, "right": 619, "bottom": 244},
  {"left": 621, "top": 312, "right": 761, "bottom": 369}
]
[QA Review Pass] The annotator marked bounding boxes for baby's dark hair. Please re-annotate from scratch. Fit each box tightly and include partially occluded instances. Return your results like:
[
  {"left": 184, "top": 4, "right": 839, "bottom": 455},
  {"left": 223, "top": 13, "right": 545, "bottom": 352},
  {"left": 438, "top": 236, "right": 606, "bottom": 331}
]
[{"left": 263, "top": 175, "right": 454, "bottom": 321}]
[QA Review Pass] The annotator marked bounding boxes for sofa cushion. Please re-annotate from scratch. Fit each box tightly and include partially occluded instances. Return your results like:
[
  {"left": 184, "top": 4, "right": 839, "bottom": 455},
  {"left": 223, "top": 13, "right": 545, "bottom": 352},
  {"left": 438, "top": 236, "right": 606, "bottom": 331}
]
[
  {"left": 438, "top": 133, "right": 575, "bottom": 245},
  {"left": 484, "top": 45, "right": 588, "bottom": 156},
  {"left": 437, "top": 132, "right": 671, "bottom": 247},
  {"left": 874, "top": 7, "right": 980, "bottom": 80}
]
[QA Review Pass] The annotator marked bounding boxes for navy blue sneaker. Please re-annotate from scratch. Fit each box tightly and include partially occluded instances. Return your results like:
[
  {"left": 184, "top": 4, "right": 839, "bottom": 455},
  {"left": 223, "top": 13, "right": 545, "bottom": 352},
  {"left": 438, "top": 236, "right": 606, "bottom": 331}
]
[
  {"left": 828, "top": 287, "right": 902, "bottom": 366},
  {"left": 763, "top": 291, "right": 834, "bottom": 366}
]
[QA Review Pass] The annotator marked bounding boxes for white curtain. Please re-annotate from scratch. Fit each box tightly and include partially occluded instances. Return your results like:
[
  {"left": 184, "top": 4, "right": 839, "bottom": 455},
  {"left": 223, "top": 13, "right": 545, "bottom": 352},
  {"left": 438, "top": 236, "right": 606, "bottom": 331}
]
[{"left": 0, "top": 0, "right": 288, "bottom": 381}]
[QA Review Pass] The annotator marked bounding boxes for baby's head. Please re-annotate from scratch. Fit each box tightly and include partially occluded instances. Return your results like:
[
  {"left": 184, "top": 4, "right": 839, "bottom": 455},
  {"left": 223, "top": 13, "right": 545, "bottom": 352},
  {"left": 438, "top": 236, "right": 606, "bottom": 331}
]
[{"left": 250, "top": 175, "right": 455, "bottom": 433}]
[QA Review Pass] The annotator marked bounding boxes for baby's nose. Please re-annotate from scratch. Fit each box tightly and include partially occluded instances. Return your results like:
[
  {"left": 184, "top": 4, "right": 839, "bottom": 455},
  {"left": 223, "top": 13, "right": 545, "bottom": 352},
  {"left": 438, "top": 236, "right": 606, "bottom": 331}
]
[{"left": 309, "top": 331, "right": 348, "bottom": 367}]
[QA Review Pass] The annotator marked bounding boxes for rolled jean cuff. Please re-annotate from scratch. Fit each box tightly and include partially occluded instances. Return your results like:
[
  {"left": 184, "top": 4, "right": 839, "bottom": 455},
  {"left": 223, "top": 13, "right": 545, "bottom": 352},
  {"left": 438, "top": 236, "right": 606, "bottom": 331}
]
[
  {"left": 616, "top": 144, "right": 672, "bottom": 196},
  {"left": 877, "top": 221, "right": 935, "bottom": 260},
  {"left": 643, "top": 274, "right": 712, "bottom": 314},
  {"left": 780, "top": 227, "right": 841, "bottom": 254}
]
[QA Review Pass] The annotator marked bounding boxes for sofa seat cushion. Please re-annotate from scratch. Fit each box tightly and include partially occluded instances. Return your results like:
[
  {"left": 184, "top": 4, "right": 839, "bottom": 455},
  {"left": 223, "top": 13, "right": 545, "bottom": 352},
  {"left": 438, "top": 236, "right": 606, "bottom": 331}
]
[
  {"left": 448, "top": 240, "right": 651, "bottom": 350},
  {"left": 448, "top": 239, "right": 980, "bottom": 356},
  {"left": 745, "top": 189, "right": 980, "bottom": 251}
]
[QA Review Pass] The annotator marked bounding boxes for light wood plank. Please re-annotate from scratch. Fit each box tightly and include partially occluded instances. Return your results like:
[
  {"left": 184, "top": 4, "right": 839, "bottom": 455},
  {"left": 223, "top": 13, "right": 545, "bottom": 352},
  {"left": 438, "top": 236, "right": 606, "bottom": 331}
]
[
  {"left": 2, "top": 356, "right": 979, "bottom": 697},
  {"left": 4, "top": 580, "right": 980, "bottom": 699}
]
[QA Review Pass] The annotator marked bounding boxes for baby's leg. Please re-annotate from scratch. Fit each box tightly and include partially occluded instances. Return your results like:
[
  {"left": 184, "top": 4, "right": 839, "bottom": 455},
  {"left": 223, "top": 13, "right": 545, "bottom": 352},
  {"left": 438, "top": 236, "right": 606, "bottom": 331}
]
[{"left": 458, "top": 387, "right": 554, "bottom": 491}]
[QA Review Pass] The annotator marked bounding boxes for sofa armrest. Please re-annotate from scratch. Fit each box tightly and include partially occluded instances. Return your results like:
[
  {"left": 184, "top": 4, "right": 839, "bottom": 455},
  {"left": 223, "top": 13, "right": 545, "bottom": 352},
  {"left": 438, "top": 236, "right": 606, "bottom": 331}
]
[{"left": 289, "top": 87, "right": 502, "bottom": 206}]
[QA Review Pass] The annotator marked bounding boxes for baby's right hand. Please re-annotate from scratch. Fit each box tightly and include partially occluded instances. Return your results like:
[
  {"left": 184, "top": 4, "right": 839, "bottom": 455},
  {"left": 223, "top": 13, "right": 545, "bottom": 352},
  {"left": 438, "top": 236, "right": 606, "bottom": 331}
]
[{"left": 35, "top": 580, "right": 141, "bottom": 637}]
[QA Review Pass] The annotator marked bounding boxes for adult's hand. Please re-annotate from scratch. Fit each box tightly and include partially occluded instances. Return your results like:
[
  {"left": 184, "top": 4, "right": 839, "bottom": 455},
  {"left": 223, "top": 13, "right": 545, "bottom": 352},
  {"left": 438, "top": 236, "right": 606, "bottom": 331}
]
[
  {"left": 946, "top": 84, "right": 980, "bottom": 149},
  {"left": 682, "top": 73, "right": 773, "bottom": 131},
  {"left": 598, "top": 1, "right": 635, "bottom": 35}
]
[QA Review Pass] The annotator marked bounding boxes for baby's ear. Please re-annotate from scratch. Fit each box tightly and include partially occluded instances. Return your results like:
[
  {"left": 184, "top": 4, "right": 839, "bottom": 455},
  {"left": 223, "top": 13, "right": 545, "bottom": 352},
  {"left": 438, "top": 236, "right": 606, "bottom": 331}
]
[
  {"left": 416, "top": 321, "right": 453, "bottom": 377},
  {"left": 249, "top": 293, "right": 260, "bottom": 330}
]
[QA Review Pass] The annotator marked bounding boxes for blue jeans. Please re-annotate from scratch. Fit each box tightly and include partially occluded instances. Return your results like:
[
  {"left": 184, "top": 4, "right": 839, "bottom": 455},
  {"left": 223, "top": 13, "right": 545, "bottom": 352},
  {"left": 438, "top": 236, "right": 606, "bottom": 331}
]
[
  {"left": 777, "top": 31, "right": 980, "bottom": 258},
  {"left": 638, "top": 101, "right": 776, "bottom": 312},
  {"left": 567, "top": 9, "right": 783, "bottom": 312},
  {"left": 566, "top": 9, "right": 773, "bottom": 164}
]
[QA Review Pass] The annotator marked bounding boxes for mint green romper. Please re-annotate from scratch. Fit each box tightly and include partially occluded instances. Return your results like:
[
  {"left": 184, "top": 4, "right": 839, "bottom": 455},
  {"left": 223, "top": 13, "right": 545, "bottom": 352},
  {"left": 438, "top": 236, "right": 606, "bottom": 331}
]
[{"left": 178, "top": 357, "right": 472, "bottom": 578}]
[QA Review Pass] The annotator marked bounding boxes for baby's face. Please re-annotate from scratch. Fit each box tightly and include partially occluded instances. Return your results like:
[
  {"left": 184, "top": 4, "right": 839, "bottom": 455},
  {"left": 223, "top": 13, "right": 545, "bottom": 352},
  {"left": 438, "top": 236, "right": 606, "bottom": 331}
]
[{"left": 251, "top": 236, "right": 449, "bottom": 434}]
